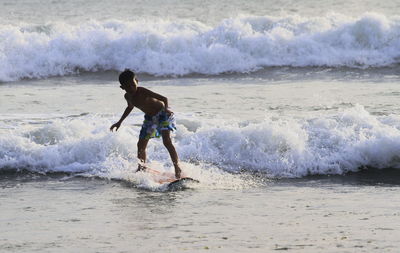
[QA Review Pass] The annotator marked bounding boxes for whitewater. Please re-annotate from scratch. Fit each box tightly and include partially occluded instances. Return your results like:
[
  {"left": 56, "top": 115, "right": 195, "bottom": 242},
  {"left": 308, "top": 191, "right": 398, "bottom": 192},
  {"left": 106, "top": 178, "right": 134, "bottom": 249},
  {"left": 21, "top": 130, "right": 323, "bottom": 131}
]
[
  {"left": 1, "top": 13, "right": 400, "bottom": 81},
  {"left": 2, "top": 105, "right": 400, "bottom": 177}
]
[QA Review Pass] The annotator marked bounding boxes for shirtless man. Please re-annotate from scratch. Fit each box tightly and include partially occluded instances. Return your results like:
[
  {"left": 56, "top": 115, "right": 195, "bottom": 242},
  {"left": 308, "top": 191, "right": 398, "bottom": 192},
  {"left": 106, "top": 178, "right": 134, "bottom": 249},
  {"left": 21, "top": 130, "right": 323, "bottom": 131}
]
[{"left": 110, "top": 69, "right": 181, "bottom": 178}]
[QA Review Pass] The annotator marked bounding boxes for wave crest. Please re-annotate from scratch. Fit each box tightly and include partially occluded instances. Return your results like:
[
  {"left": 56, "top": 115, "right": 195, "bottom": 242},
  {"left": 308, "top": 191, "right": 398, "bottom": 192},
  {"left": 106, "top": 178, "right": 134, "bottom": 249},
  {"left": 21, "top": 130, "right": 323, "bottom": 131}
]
[{"left": 1, "top": 13, "right": 400, "bottom": 81}]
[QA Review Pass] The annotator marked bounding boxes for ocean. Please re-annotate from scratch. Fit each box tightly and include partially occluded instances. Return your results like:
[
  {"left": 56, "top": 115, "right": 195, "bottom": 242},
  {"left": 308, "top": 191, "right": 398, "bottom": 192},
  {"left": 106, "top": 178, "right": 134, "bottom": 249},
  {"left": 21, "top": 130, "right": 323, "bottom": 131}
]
[{"left": 1, "top": 0, "right": 400, "bottom": 252}]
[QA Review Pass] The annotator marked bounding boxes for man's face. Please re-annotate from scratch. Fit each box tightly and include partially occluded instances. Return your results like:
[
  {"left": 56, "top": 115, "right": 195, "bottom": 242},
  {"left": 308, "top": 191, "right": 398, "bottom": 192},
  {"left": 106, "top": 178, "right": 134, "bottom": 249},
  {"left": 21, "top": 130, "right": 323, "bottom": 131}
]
[{"left": 120, "top": 77, "right": 138, "bottom": 93}]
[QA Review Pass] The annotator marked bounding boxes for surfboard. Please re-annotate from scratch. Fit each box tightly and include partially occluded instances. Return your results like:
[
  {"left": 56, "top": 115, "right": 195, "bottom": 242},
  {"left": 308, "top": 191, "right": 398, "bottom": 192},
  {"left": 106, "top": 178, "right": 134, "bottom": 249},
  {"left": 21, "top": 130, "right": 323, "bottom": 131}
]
[
  {"left": 167, "top": 177, "right": 199, "bottom": 190},
  {"left": 138, "top": 166, "right": 199, "bottom": 187}
]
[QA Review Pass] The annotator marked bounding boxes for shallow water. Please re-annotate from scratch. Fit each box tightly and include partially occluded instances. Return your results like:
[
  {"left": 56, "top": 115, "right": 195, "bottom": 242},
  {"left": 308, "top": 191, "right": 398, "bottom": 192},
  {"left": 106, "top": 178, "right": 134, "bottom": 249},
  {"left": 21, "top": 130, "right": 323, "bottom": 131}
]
[{"left": 1, "top": 172, "right": 400, "bottom": 252}]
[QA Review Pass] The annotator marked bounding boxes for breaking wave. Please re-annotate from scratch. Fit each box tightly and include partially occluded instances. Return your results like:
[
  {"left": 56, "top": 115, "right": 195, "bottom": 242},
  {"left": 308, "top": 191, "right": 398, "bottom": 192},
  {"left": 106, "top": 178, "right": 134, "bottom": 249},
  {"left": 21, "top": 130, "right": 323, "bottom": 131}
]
[
  {"left": 1, "top": 105, "right": 400, "bottom": 179},
  {"left": 1, "top": 12, "right": 400, "bottom": 81}
]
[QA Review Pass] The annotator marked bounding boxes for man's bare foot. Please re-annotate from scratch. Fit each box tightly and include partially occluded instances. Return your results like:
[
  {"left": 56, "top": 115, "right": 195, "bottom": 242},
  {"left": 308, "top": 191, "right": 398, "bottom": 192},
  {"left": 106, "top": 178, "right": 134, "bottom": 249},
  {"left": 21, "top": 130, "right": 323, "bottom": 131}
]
[{"left": 136, "top": 163, "right": 147, "bottom": 172}]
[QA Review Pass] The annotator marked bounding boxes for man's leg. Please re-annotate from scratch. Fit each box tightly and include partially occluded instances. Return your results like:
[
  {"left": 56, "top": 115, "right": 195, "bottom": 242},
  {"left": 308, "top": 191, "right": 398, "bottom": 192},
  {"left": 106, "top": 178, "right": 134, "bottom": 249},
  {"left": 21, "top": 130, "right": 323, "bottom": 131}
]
[
  {"left": 161, "top": 130, "right": 181, "bottom": 178},
  {"left": 137, "top": 138, "right": 149, "bottom": 172}
]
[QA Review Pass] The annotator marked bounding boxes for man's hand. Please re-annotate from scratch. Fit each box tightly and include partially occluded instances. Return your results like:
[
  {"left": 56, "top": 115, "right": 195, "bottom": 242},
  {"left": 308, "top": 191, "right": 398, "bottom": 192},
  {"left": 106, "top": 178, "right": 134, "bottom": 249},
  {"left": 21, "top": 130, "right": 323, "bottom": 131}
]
[
  {"left": 110, "top": 122, "right": 121, "bottom": 132},
  {"left": 111, "top": 106, "right": 133, "bottom": 132}
]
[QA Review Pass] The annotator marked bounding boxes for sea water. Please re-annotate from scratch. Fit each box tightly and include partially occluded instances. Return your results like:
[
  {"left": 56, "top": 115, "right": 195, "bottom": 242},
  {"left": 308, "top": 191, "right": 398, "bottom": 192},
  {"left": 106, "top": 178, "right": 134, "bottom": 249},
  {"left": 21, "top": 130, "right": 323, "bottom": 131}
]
[{"left": 1, "top": 0, "right": 400, "bottom": 252}]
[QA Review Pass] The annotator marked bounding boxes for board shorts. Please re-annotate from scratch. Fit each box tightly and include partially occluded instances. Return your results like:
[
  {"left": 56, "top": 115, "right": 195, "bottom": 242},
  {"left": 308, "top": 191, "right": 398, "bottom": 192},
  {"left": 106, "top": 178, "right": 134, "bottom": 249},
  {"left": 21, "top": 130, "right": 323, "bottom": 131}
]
[{"left": 139, "top": 110, "right": 176, "bottom": 140}]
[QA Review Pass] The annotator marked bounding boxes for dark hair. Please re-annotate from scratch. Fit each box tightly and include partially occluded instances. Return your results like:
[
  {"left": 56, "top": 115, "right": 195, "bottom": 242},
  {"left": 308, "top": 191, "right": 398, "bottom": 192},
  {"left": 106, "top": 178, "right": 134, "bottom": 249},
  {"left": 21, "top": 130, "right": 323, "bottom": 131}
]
[{"left": 119, "top": 69, "right": 135, "bottom": 85}]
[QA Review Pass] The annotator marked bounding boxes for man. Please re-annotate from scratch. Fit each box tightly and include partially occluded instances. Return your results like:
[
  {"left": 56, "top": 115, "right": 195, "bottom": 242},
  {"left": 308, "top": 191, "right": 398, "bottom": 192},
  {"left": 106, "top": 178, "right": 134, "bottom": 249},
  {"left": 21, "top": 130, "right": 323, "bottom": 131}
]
[{"left": 110, "top": 69, "right": 181, "bottom": 178}]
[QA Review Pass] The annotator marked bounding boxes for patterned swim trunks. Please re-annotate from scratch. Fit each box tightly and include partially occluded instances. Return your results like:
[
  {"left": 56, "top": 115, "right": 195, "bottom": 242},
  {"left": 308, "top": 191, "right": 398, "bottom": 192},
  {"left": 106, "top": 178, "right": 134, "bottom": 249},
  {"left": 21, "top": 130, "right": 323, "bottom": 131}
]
[{"left": 139, "top": 110, "right": 176, "bottom": 140}]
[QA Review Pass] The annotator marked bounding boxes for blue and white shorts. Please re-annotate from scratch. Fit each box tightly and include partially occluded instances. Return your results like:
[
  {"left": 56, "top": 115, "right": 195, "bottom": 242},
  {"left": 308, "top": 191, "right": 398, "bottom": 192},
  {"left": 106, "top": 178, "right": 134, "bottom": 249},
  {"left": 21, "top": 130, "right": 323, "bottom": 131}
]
[{"left": 139, "top": 110, "right": 176, "bottom": 140}]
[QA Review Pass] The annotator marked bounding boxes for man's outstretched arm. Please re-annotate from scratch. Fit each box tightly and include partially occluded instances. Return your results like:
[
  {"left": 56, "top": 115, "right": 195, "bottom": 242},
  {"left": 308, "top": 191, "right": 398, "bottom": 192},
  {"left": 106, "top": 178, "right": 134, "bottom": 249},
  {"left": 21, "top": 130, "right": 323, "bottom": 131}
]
[{"left": 110, "top": 106, "right": 133, "bottom": 132}]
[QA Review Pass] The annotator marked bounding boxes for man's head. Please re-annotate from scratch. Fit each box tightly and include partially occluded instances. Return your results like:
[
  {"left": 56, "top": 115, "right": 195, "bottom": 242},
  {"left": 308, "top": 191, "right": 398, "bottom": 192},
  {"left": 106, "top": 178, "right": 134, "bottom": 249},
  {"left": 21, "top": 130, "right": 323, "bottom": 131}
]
[{"left": 119, "top": 69, "right": 138, "bottom": 93}]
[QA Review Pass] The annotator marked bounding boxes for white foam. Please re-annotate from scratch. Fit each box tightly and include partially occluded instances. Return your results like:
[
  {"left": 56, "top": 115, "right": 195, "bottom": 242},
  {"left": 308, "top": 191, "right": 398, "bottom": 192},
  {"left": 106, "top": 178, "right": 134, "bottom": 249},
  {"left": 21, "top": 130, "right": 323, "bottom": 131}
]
[
  {"left": 1, "top": 13, "right": 400, "bottom": 81},
  {"left": 1, "top": 106, "right": 400, "bottom": 184}
]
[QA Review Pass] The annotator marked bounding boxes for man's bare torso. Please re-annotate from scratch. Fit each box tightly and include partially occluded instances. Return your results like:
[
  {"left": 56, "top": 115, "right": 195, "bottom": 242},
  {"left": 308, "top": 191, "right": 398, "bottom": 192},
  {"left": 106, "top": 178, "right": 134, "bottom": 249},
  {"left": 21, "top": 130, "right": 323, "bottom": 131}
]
[{"left": 125, "top": 87, "right": 165, "bottom": 116}]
